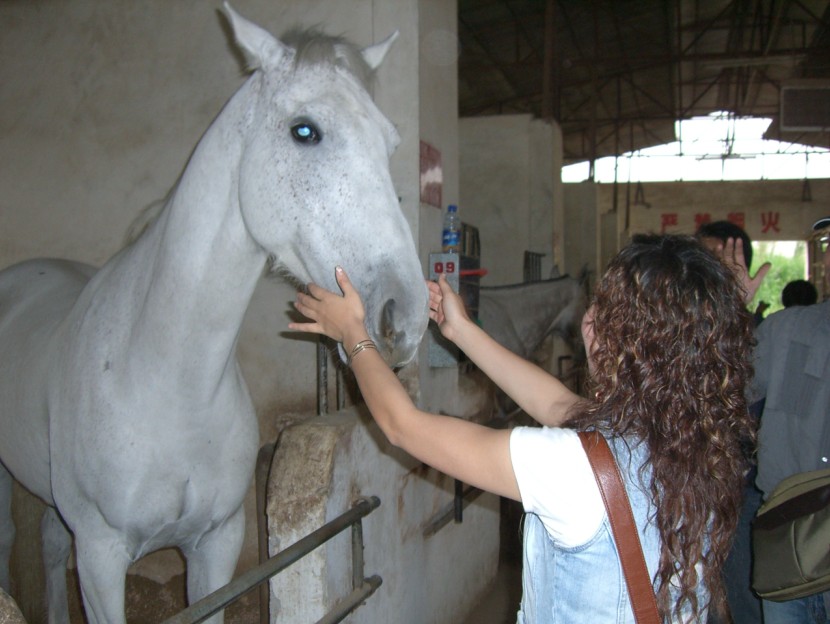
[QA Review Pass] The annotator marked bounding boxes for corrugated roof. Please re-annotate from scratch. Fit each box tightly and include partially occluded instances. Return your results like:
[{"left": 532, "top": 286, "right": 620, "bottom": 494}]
[{"left": 458, "top": 0, "right": 830, "bottom": 165}]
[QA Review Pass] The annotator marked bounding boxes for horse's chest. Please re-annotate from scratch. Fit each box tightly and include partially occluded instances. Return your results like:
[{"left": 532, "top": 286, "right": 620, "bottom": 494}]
[
  {"left": 129, "top": 419, "right": 257, "bottom": 511},
  {"left": 52, "top": 393, "right": 259, "bottom": 541}
]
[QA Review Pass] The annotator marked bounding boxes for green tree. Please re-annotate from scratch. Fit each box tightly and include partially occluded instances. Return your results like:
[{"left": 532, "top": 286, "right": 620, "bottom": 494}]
[{"left": 750, "top": 241, "right": 808, "bottom": 318}]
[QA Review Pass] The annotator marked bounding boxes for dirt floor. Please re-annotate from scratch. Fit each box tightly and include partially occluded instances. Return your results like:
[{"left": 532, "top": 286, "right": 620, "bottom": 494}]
[{"left": 66, "top": 571, "right": 260, "bottom": 624}]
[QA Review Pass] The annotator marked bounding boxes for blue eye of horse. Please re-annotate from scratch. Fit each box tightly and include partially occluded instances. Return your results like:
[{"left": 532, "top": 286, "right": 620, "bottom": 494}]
[{"left": 291, "top": 122, "right": 321, "bottom": 145}]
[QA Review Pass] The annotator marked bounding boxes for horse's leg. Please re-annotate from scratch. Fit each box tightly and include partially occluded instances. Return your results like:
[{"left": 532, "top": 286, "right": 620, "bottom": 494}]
[
  {"left": 182, "top": 507, "right": 246, "bottom": 624},
  {"left": 41, "top": 507, "right": 72, "bottom": 624},
  {"left": 0, "top": 464, "right": 14, "bottom": 593},
  {"left": 73, "top": 530, "right": 130, "bottom": 624}
]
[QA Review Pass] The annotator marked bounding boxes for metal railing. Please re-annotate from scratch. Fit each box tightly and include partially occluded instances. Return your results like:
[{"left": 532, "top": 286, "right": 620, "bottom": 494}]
[{"left": 161, "top": 496, "right": 382, "bottom": 624}]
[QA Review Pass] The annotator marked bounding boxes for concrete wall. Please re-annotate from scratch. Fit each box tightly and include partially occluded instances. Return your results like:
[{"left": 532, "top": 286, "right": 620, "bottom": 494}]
[
  {"left": 459, "top": 115, "right": 561, "bottom": 285},
  {"left": 267, "top": 405, "right": 497, "bottom": 624},
  {"left": 416, "top": 0, "right": 464, "bottom": 417},
  {"left": 562, "top": 182, "right": 600, "bottom": 280},
  {"left": 1, "top": 0, "right": 499, "bottom": 622}
]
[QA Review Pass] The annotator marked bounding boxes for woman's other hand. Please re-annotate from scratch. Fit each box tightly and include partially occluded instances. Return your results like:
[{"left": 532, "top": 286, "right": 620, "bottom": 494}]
[{"left": 427, "top": 273, "right": 471, "bottom": 342}]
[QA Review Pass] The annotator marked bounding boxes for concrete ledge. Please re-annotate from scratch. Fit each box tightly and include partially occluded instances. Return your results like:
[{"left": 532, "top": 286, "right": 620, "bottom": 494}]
[{"left": 0, "top": 588, "right": 26, "bottom": 624}]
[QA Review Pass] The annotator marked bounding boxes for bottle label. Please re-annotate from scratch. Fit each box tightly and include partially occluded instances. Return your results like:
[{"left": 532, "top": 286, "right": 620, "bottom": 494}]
[{"left": 442, "top": 229, "right": 460, "bottom": 251}]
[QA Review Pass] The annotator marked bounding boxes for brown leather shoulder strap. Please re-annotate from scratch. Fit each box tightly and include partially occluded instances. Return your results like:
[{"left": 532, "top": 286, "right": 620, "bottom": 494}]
[{"left": 578, "top": 430, "right": 661, "bottom": 624}]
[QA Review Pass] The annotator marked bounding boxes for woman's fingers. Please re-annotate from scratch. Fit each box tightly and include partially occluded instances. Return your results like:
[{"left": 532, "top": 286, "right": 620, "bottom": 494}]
[
  {"left": 287, "top": 267, "right": 369, "bottom": 345},
  {"left": 426, "top": 278, "right": 445, "bottom": 324},
  {"left": 295, "top": 267, "right": 353, "bottom": 317},
  {"left": 335, "top": 265, "right": 354, "bottom": 296},
  {"left": 288, "top": 291, "right": 324, "bottom": 334},
  {"left": 437, "top": 272, "right": 454, "bottom": 296},
  {"left": 427, "top": 281, "right": 442, "bottom": 306}
]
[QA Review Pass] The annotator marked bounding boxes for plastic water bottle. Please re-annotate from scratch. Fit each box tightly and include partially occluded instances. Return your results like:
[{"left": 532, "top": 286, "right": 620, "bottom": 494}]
[{"left": 442, "top": 204, "right": 461, "bottom": 253}]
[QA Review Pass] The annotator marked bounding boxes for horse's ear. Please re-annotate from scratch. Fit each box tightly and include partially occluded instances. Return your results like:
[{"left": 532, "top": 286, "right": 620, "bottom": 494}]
[
  {"left": 361, "top": 31, "right": 399, "bottom": 70},
  {"left": 223, "top": 2, "right": 287, "bottom": 71}
]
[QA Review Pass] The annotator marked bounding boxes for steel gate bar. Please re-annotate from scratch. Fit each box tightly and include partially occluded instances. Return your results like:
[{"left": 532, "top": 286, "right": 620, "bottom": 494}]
[
  {"left": 161, "top": 496, "right": 382, "bottom": 624},
  {"left": 313, "top": 575, "right": 383, "bottom": 624}
]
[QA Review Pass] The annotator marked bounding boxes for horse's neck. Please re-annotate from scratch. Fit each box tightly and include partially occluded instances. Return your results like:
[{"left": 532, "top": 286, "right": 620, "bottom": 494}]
[{"left": 99, "top": 81, "right": 265, "bottom": 389}]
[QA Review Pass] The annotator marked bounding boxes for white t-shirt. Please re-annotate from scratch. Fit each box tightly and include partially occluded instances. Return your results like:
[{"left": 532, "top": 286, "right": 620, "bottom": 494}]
[{"left": 509, "top": 426, "right": 605, "bottom": 547}]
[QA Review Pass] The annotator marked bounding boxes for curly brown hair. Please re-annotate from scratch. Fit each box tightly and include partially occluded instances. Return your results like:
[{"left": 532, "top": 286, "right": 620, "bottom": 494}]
[{"left": 567, "top": 234, "right": 756, "bottom": 621}]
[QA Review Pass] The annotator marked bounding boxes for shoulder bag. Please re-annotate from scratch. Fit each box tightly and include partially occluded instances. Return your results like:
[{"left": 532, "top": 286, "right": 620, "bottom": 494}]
[
  {"left": 578, "top": 430, "right": 661, "bottom": 624},
  {"left": 752, "top": 467, "right": 830, "bottom": 601}
]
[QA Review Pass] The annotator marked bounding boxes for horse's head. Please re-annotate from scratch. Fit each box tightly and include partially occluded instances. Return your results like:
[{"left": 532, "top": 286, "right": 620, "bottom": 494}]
[
  {"left": 549, "top": 272, "right": 589, "bottom": 365},
  {"left": 224, "top": 5, "right": 428, "bottom": 367}
]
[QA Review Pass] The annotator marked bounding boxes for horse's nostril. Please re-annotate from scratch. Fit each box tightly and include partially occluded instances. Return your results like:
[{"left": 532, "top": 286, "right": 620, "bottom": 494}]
[{"left": 380, "top": 298, "right": 397, "bottom": 351}]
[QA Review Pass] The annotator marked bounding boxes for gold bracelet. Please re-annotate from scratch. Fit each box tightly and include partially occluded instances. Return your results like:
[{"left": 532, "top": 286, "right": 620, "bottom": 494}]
[{"left": 347, "top": 340, "right": 377, "bottom": 366}]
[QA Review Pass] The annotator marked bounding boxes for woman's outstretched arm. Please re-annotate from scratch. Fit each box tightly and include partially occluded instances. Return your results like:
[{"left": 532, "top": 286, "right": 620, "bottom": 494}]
[{"left": 427, "top": 274, "right": 582, "bottom": 427}]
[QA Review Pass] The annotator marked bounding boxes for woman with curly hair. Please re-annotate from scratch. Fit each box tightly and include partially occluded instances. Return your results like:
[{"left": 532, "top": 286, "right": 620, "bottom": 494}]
[{"left": 290, "top": 233, "right": 756, "bottom": 623}]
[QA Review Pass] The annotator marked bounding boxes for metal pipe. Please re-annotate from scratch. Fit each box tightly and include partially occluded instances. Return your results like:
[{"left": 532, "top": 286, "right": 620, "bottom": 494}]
[
  {"left": 255, "top": 443, "right": 275, "bottom": 624},
  {"left": 314, "top": 576, "right": 383, "bottom": 624},
  {"left": 454, "top": 479, "right": 464, "bottom": 523},
  {"left": 351, "top": 519, "right": 365, "bottom": 591},
  {"left": 336, "top": 366, "right": 345, "bottom": 411},
  {"left": 161, "top": 496, "right": 381, "bottom": 624},
  {"left": 423, "top": 409, "right": 528, "bottom": 537},
  {"left": 318, "top": 340, "right": 328, "bottom": 415},
  {"left": 423, "top": 484, "right": 485, "bottom": 538}
]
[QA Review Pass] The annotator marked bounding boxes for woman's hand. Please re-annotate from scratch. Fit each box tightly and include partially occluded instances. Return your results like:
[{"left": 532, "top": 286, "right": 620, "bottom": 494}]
[
  {"left": 427, "top": 273, "right": 471, "bottom": 343},
  {"left": 289, "top": 266, "right": 369, "bottom": 349}
]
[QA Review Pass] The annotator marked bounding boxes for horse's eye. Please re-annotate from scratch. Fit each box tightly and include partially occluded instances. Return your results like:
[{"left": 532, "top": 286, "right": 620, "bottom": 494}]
[{"left": 291, "top": 122, "right": 321, "bottom": 145}]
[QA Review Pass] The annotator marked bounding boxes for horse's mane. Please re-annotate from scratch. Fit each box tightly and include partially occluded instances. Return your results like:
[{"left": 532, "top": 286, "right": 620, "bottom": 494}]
[{"left": 281, "top": 29, "right": 376, "bottom": 90}]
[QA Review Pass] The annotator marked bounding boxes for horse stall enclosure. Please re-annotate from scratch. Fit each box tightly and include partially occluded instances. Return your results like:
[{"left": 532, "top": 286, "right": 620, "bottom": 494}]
[{"left": 0, "top": 1, "right": 508, "bottom": 623}]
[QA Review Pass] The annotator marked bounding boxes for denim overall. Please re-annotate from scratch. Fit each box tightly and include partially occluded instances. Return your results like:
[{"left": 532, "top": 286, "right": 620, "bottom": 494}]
[{"left": 517, "top": 435, "right": 709, "bottom": 623}]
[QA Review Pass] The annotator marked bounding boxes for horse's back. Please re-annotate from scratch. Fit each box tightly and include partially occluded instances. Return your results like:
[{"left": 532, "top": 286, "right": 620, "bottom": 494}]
[
  {"left": 478, "top": 276, "right": 584, "bottom": 359},
  {"left": 0, "top": 258, "right": 95, "bottom": 308},
  {"left": 0, "top": 258, "right": 96, "bottom": 502}
]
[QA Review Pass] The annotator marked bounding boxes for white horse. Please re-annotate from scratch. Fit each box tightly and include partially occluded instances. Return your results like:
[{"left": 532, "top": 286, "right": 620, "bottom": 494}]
[{"left": 0, "top": 6, "right": 427, "bottom": 624}]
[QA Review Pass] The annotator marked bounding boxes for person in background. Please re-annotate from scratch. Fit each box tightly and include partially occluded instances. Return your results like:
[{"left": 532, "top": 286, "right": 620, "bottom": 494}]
[
  {"left": 727, "top": 216, "right": 830, "bottom": 623},
  {"left": 697, "top": 220, "right": 770, "bottom": 323},
  {"left": 697, "top": 221, "right": 770, "bottom": 624},
  {"left": 698, "top": 220, "right": 756, "bottom": 270},
  {"left": 781, "top": 279, "right": 818, "bottom": 308},
  {"left": 290, "top": 234, "right": 756, "bottom": 623}
]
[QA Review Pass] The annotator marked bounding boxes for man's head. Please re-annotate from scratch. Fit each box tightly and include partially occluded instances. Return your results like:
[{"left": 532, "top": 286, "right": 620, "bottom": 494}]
[
  {"left": 697, "top": 221, "right": 754, "bottom": 269},
  {"left": 781, "top": 279, "right": 818, "bottom": 308}
]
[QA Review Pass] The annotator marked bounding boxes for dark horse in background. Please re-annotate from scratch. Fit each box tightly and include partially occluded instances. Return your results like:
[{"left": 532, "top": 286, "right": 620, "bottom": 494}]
[{"left": 477, "top": 274, "right": 588, "bottom": 417}]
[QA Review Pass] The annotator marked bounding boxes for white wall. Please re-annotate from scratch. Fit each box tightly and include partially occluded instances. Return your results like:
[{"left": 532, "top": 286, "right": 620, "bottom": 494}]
[
  {"left": 562, "top": 182, "right": 600, "bottom": 279},
  {"left": 459, "top": 115, "right": 561, "bottom": 284}
]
